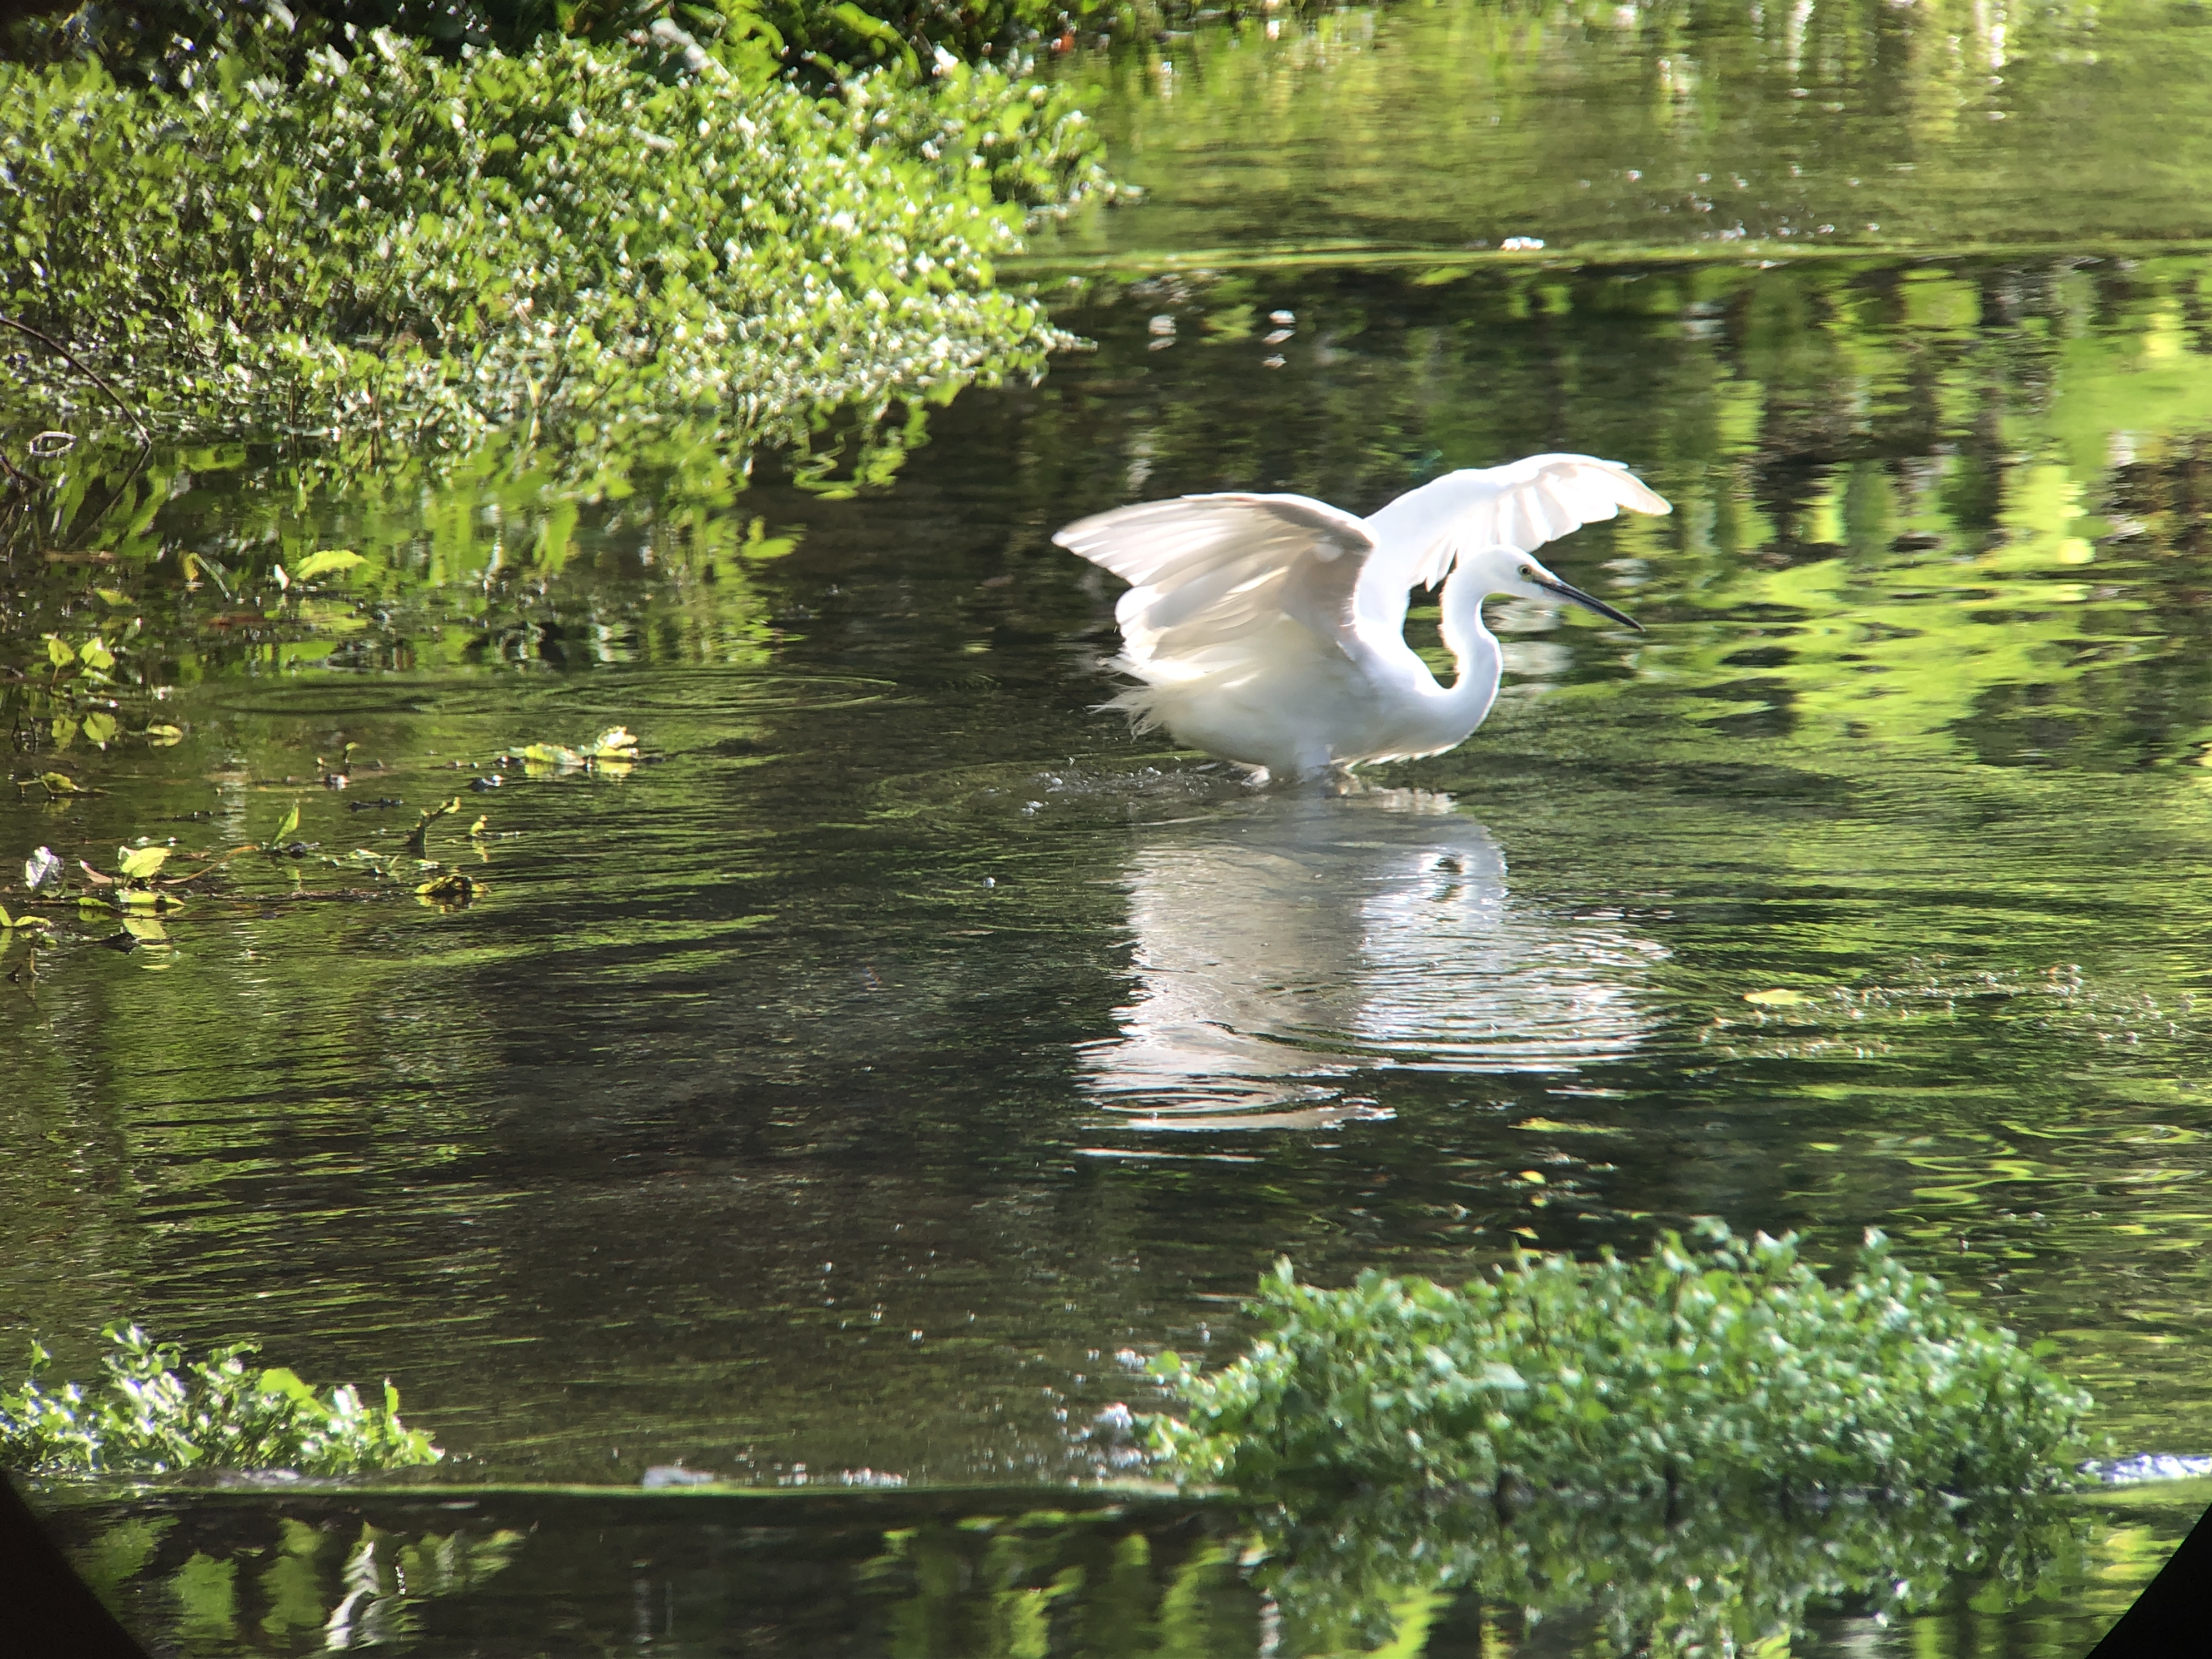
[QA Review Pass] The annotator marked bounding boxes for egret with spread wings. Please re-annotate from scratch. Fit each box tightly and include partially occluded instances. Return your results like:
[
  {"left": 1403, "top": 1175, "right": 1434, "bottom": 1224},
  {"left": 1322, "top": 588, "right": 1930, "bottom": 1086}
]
[{"left": 1053, "top": 454, "right": 1669, "bottom": 782}]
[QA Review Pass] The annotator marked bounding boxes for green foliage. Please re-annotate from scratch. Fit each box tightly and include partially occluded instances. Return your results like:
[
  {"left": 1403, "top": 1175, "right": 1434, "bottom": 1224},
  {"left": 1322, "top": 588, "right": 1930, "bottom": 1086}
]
[
  {"left": 0, "top": 10, "right": 1113, "bottom": 463},
  {"left": 0, "top": 1323, "right": 442, "bottom": 1477},
  {"left": 0, "top": 0, "right": 1115, "bottom": 82},
  {"left": 1149, "top": 1224, "right": 2095, "bottom": 1500}
]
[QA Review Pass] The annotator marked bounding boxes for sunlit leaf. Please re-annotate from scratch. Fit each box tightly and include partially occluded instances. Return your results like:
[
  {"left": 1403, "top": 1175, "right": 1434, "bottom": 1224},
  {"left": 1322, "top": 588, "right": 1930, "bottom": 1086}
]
[
  {"left": 520, "top": 742, "right": 584, "bottom": 768},
  {"left": 415, "top": 871, "right": 477, "bottom": 907},
  {"left": 81, "top": 710, "right": 120, "bottom": 747},
  {"left": 292, "top": 549, "right": 365, "bottom": 582},
  {"left": 77, "top": 637, "right": 116, "bottom": 673},
  {"left": 143, "top": 724, "right": 184, "bottom": 745},
  {"left": 1743, "top": 988, "right": 1812, "bottom": 1006},
  {"left": 274, "top": 803, "right": 301, "bottom": 844},
  {"left": 122, "top": 915, "right": 168, "bottom": 943},
  {"left": 117, "top": 845, "right": 172, "bottom": 879},
  {"left": 44, "top": 635, "right": 74, "bottom": 667}
]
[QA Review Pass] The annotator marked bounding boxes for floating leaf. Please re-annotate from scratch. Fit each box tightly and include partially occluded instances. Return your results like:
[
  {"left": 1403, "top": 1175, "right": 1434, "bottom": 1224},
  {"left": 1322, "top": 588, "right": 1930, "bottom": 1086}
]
[
  {"left": 40, "top": 772, "right": 98, "bottom": 797},
  {"left": 24, "top": 846, "right": 61, "bottom": 891},
  {"left": 117, "top": 845, "right": 172, "bottom": 880},
  {"left": 1743, "top": 988, "right": 1812, "bottom": 1007},
  {"left": 588, "top": 726, "right": 640, "bottom": 758},
  {"left": 520, "top": 742, "right": 584, "bottom": 769},
  {"left": 81, "top": 710, "right": 120, "bottom": 747},
  {"left": 292, "top": 549, "right": 365, "bottom": 582},
  {"left": 0, "top": 905, "right": 52, "bottom": 930},
  {"left": 1513, "top": 1117, "right": 1627, "bottom": 1137},
  {"left": 143, "top": 724, "right": 184, "bottom": 745},
  {"left": 122, "top": 915, "right": 169, "bottom": 944},
  {"left": 416, "top": 871, "right": 477, "bottom": 907}
]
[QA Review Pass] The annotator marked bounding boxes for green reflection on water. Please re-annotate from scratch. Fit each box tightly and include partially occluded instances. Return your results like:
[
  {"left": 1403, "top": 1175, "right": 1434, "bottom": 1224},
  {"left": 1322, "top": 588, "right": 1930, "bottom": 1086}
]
[
  {"left": 34, "top": 1483, "right": 2200, "bottom": 1657},
  {"left": 1040, "top": 0, "right": 2212, "bottom": 263}
]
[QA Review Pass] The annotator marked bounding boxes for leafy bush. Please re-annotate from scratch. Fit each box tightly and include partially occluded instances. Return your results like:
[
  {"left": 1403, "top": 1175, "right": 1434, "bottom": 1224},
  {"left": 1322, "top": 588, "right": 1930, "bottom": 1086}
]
[
  {"left": 0, "top": 1323, "right": 442, "bottom": 1477},
  {"left": 1, "top": 0, "right": 1111, "bottom": 81},
  {"left": 0, "top": 10, "right": 1113, "bottom": 460},
  {"left": 1148, "top": 1224, "right": 2095, "bottom": 1499}
]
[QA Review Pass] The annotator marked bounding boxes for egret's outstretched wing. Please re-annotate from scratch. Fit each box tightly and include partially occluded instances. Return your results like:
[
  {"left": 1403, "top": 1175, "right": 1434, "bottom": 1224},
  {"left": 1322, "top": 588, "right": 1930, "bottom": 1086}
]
[
  {"left": 1358, "top": 454, "right": 1670, "bottom": 617},
  {"left": 1053, "top": 493, "right": 1380, "bottom": 673}
]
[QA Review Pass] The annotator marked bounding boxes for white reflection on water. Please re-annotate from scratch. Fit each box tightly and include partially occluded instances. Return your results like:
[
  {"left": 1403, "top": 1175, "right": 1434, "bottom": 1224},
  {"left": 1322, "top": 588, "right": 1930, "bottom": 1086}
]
[{"left": 1080, "top": 789, "right": 1665, "bottom": 1130}]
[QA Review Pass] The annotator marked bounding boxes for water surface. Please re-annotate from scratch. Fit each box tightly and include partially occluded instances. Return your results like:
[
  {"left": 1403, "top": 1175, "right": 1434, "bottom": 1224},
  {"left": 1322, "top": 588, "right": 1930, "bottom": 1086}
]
[{"left": 10, "top": 4, "right": 2212, "bottom": 1650}]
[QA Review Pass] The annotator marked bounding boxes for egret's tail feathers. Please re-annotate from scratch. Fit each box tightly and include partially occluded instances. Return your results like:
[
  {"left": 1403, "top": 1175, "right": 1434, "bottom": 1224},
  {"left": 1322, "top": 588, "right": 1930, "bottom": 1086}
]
[{"left": 1098, "top": 670, "right": 1172, "bottom": 736}]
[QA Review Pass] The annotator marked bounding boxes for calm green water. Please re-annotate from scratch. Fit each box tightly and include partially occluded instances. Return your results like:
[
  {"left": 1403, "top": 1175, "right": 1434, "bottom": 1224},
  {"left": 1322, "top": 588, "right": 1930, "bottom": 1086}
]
[
  {"left": 12, "top": 1, "right": 2212, "bottom": 1651},
  {"left": 1044, "top": 0, "right": 2212, "bottom": 263}
]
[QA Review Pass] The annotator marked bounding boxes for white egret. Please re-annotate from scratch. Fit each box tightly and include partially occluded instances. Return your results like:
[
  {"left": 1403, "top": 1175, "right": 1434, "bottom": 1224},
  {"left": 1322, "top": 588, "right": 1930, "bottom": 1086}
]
[{"left": 1053, "top": 454, "right": 1670, "bottom": 782}]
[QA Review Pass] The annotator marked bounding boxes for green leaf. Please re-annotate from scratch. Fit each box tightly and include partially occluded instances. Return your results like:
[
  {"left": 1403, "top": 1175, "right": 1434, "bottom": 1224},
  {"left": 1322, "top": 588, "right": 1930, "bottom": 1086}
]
[
  {"left": 117, "top": 845, "right": 172, "bottom": 879},
  {"left": 291, "top": 549, "right": 365, "bottom": 582},
  {"left": 44, "top": 635, "right": 75, "bottom": 667},
  {"left": 274, "top": 803, "right": 301, "bottom": 844},
  {"left": 81, "top": 710, "right": 120, "bottom": 747},
  {"left": 77, "top": 637, "right": 116, "bottom": 673},
  {"left": 143, "top": 724, "right": 184, "bottom": 746}
]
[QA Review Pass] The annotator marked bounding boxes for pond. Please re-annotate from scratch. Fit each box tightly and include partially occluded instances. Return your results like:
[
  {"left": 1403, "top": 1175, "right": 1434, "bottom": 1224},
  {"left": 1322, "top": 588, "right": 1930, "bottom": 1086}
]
[{"left": 9, "top": 1, "right": 2212, "bottom": 1652}]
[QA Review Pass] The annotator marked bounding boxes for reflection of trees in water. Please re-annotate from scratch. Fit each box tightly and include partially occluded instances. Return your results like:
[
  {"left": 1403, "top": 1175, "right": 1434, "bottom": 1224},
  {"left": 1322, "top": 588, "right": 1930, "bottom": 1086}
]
[
  {"left": 62, "top": 1484, "right": 2114, "bottom": 1658},
  {"left": 1073, "top": 0, "right": 2212, "bottom": 252},
  {"left": 1081, "top": 789, "right": 1663, "bottom": 1128},
  {"left": 1253, "top": 1485, "right": 2088, "bottom": 1658},
  {"left": 70, "top": 1510, "right": 520, "bottom": 1655}
]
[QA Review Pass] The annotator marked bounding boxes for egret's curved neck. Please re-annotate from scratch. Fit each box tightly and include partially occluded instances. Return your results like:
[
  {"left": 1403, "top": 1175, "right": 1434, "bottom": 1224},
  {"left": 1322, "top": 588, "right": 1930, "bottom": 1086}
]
[{"left": 1435, "top": 566, "right": 1502, "bottom": 730}]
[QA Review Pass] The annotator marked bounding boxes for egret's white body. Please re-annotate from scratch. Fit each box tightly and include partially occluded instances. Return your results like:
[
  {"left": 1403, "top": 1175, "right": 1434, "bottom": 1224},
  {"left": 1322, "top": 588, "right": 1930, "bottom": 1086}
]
[{"left": 1053, "top": 454, "right": 1671, "bottom": 781}]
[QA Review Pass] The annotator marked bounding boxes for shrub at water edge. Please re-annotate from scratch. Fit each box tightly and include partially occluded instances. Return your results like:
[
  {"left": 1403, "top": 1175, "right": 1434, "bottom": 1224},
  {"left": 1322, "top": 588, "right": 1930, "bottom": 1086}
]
[
  {"left": 0, "top": 9, "right": 1114, "bottom": 462},
  {"left": 1, "top": 1323, "right": 442, "bottom": 1478},
  {"left": 1147, "top": 1223, "right": 2095, "bottom": 1499}
]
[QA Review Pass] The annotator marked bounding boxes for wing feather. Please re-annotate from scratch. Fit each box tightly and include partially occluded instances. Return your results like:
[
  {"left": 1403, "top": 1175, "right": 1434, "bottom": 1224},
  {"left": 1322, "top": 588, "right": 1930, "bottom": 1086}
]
[
  {"left": 1365, "top": 454, "right": 1672, "bottom": 596},
  {"left": 1053, "top": 493, "right": 1380, "bottom": 674}
]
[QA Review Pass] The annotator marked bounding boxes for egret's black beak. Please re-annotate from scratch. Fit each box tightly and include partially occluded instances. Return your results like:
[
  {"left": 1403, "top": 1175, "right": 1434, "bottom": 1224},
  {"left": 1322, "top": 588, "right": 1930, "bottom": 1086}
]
[{"left": 1532, "top": 575, "right": 1642, "bottom": 631}]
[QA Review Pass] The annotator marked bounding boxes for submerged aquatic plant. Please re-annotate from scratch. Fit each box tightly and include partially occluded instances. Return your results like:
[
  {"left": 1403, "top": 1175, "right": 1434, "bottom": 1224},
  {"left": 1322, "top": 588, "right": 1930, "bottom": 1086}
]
[
  {"left": 1148, "top": 1223, "right": 2095, "bottom": 1499},
  {"left": 0, "top": 1323, "right": 442, "bottom": 1477}
]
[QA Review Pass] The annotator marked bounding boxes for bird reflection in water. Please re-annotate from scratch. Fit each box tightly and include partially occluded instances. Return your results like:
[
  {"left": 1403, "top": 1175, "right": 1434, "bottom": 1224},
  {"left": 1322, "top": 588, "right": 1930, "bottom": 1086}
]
[{"left": 1079, "top": 788, "right": 1665, "bottom": 1131}]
